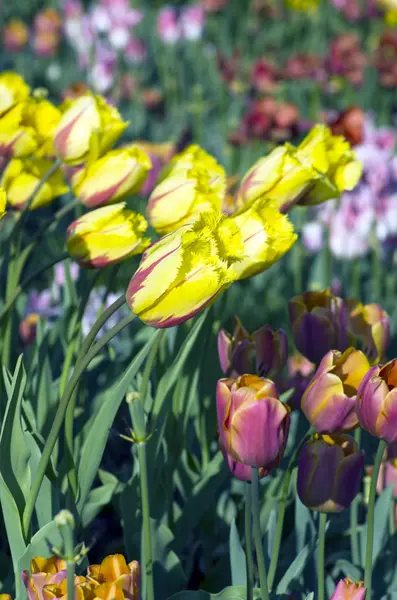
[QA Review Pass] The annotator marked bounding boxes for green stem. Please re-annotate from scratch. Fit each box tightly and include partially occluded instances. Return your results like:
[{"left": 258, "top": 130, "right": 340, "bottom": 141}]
[
  {"left": 350, "top": 428, "right": 361, "bottom": 565},
  {"left": 364, "top": 439, "right": 388, "bottom": 597},
  {"left": 137, "top": 441, "right": 155, "bottom": 600},
  {"left": 141, "top": 329, "right": 165, "bottom": 408},
  {"left": 56, "top": 511, "right": 75, "bottom": 600},
  {"left": 251, "top": 467, "right": 269, "bottom": 600},
  {"left": 317, "top": 512, "right": 327, "bottom": 600},
  {"left": 245, "top": 483, "right": 254, "bottom": 600},
  {"left": 22, "top": 307, "right": 134, "bottom": 539},
  {"left": 267, "top": 428, "right": 313, "bottom": 590},
  {"left": 0, "top": 251, "right": 69, "bottom": 326}
]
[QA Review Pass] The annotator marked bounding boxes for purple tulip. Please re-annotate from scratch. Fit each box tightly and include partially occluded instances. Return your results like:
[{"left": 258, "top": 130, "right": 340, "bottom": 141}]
[
  {"left": 217, "top": 375, "right": 290, "bottom": 471},
  {"left": 356, "top": 359, "right": 397, "bottom": 442},
  {"left": 289, "top": 289, "right": 351, "bottom": 364},
  {"left": 329, "top": 578, "right": 366, "bottom": 600},
  {"left": 253, "top": 325, "right": 288, "bottom": 378},
  {"left": 219, "top": 440, "right": 266, "bottom": 482},
  {"left": 217, "top": 317, "right": 254, "bottom": 376},
  {"left": 348, "top": 300, "right": 390, "bottom": 364},
  {"left": 301, "top": 348, "right": 370, "bottom": 433},
  {"left": 297, "top": 433, "right": 364, "bottom": 512}
]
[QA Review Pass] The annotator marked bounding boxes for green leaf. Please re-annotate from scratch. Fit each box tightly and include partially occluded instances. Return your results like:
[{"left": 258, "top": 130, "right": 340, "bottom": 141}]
[
  {"left": 168, "top": 587, "right": 262, "bottom": 599},
  {"left": 276, "top": 543, "right": 311, "bottom": 593},
  {"left": 76, "top": 330, "right": 160, "bottom": 513},
  {"left": 360, "top": 483, "right": 394, "bottom": 567},
  {"left": 81, "top": 482, "right": 118, "bottom": 528},
  {"left": 150, "top": 519, "right": 186, "bottom": 599},
  {"left": 229, "top": 518, "right": 246, "bottom": 587},
  {"left": 0, "top": 478, "right": 26, "bottom": 595}
]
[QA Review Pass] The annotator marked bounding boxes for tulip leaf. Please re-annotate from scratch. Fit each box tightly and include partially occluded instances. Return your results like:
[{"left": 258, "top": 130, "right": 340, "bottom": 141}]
[
  {"left": 276, "top": 543, "right": 311, "bottom": 593},
  {"left": 76, "top": 329, "right": 161, "bottom": 513},
  {"left": 304, "top": 594, "right": 314, "bottom": 600},
  {"left": 150, "top": 519, "right": 187, "bottom": 600},
  {"left": 168, "top": 587, "right": 262, "bottom": 599},
  {"left": 81, "top": 482, "right": 118, "bottom": 528},
  {"left": 229, "top": 518, "right": 247, "bottom": 587},
  {"left": 295, "top": 495, "right": 315, "bottom": 554},
  {"left": 360, "top": 483, "right": 394, "bottom": 567}
]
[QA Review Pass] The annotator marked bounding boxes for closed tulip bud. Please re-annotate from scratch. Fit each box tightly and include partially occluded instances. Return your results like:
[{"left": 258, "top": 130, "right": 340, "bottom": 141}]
[
  {"left": 329, "top": 578, "right": 366, "bottom": 600},
  {"left": 126, "top": 212, "right": 244, "bottom": 328},
  {"left": 228, "top": 198, "right": 297, "bottom": 280},
  {"left": 147, "top": 147, "right": 226, "bottom": 235},
  {"left": 217, "top": 374, "right": 290, "bottom": 470},
  {"left": 295, "top": 124, "right": 363, "bottom": 207},
  {"left": 348, "top": 300, "right": 390, "bottom": 364},
  {"left": 289, "top": 289, "right": 351, "bottom": 364},
  {"left": 2, "top": 158, "right": 68, "bottom": 210},
  {"left": 23, "top": 97, "right": 62, "bottom": 158},
  {"left": 0, "top": 72, "right": 30, "bottom": 116},
  {"left": 297, "top": 433, "right": 364, "bottom": 512},
  {"left": 53, "top": 94, "right": 128, "bottom": 165},
  {"left": 253, "top": 325, "right": 288, "bottom": 378},
  {"left": 87, "top": 555, "right": 140, "bottom": 600},
  {"left": 4, "top": 19, "right": 29, "bottom": 53},
  {"left": 217, "top": 317, "right": 254, "bottom": 376},
  {"left": 67, "top": 203, "right": 150, "bottom": 269},
  {"left": 236, "top": 144, "right": 318, "bottom": 209},
  {"left": 0, "top": 102, "right": 38, "bottom": 161},
  {"left": 72, "top": 146, "right": 152, "bottom": 208},
  {"left": 356, "top": 359, "right": 397, "bottom": 442},
  {"left": 302, "top": 348, "right": 370, "bottom": 433}
]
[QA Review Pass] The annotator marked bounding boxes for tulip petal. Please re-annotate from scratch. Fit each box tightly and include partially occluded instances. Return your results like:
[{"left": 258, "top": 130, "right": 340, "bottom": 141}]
[
  {"left": 376, "top": 388, "right": 397, "bottom": 443},
  {"left": 334, "top": 452, "right": 364, "bottom": 510}
]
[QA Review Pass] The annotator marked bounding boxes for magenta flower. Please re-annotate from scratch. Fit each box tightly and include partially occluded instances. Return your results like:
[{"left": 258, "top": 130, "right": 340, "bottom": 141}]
[
  {"left": 357, "top": 359, "right": 397, "bottom": 443},
  {"left": 180, "top": 5, "right": 205, "bottom": 41},
  {"left": 297, "top": 433, "right": 364, "bottom": 512},
  {"left": 217, "top": 317, "right": 254, "bottom": 376},
  {"left": 156, "top": 7, "right": 181, "bottom": 44},
  {"left": 217, "top": 375, "right": 290, "bottom": 470},
  {"left": 329, "top": 578, "right": 366, "bottom": 600}
]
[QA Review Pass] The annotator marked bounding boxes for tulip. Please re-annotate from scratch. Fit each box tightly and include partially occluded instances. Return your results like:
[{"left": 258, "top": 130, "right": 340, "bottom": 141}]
[
  {"left": 0, "top": 72, "right": 30, "bottom": 116},
  {"left": 217, "top": 374, "right": 290, "bottom": 470},
  {"left": 297, "top": 433, "right": 364, "bottom": 512},
  {"left": 295, "top": 124, "right": 363, "bottom": 207},
  {"left": 2, "top": 158, "right": 68, "bottom": 211},
  {"left": 147, "top": 147, "right": 226, "bottom": 235},
  {"left": 284, "top": 352, "right": 315, "bottom": 410},
  {"left": 87, "top": 554, "right": 140, "bottom": 600},
  {"left": 356, "top": 359, "right": 397, "bottom": 442},
  {"left": 126, "top": 211, "right": 244, "bottom": 328},
  {"left": 220, "top": 439, "right": 266, "bottom": 481},
  {"left": 228, "top": 198, "right": 297, "bottom": 280},
  {"left": 253, "top": 325, "right": 288, "bottom": 378},
  {"left": 22, "top": 556, "right": 68, "bottom": 600},
  {"left": 236, "top": 144, "right": 318, "bottom": 209},
  {"left": 71, "top": 145, "right": 151, "bottom": 208},
  {"left": 53, "top": 94, "right": 128, "bottom": 165},
  {"left": 19, "top": 313, "right": 39, "bottom": 346},
  {"left": 348, "top": 300, "right": 390, "bottom": 364},
  {"left": 329, "top": 578, "right": 366, "bottom": 600},
  {"left": 0, "top": 102, "right": 38, "bottom": 163},
  {"left": 4, "top": 19, "right": 29, "bottom": 52},
  {"left": 67, "top": 202, "right": 150, "bottom": 269},
  {"left": 217, "top": 317, "right": 254, "bottom": 376},
  {"left": 302, "top": 348, "right": 370, "bottom": 433},
  {"left": 289, "top": 289, "right": 351, "bottom": 364}
]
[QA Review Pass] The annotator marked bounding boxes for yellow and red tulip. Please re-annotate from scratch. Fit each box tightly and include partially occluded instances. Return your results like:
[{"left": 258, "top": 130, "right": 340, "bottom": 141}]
[{"left": 0, "top": 72, "right": 30, "bottom": 116}]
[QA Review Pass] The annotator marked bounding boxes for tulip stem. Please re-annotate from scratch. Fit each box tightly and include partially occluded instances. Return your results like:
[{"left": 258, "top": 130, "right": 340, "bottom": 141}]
[
  {"left": 364, "top": 438, "right": 388, "bottom": 598},
  {"left": 317, "top": 512, "right": 327, "bottom": 600},
  {"left": 137, "top": 441, "right": 155, "bottom": 600},
  {"left": 350, "top": 428, "right": 362, "bottom": 565},
  {"left": 267, "top": 427, "right": 313, "bottom": 591},
  {"left": 245, "top": 483, "right": 254, "bottom": 600},
  {"left": 251, "top": 467, "right": 269, "bottom": 600},
  {"left": 22, "top": 304, "right": 134, "bottom": 540}
]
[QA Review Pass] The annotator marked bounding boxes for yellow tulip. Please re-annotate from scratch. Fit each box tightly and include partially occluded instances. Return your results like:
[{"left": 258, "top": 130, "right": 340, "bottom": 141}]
[
  {"left": 286, "top": 0, "right": 320, "bottom": 10},
  {"left": 236, "top": 145, "right": 319, "bottom": 211},
  {"left": 2, "top": 158, "right": 68, "bottom": 210},
  {"left": 126, "top": 211, "right": 244, "bottom": 328},
  {"left": 72, "top": 145, "right": 152, "bottom": 208},
  {"left": 0, "top": 102, "right": 38, "bottom": 162},
  {"left": 147, "top": 146, "right": 226, "bottom": 235},
  {"left": 228, "top": 199, "right": 297, "bottom": 280},
  {"left": 0, "top": 72, "right": 30, "bottom": 116},
  {"left": 23, "top": 96, "right": 62, "bottom": 158},
  {"left": 66, "top": 202, "right": 150, "bottom": 268},
  {"left": 53, "top": 94, "right": 128, "bottom": 165},
  {"left": 0, "top": 187, "right": 6, "bottom": 218},
  {"left": 295, "top": 124, "right": 363, "bottom": 206}
]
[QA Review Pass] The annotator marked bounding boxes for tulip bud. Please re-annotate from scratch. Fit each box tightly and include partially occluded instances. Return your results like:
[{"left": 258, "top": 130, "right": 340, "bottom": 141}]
[
  {"left": 356, "top": 359, "right": 397, "bottom": 443},
  {"left": 126, "top": 211, "right": 244, "bottom": 328},
  {"left": 288, "top": 289, "right": 351, "bottom": 364},
  {"left": 147, "top": 146, "right": 226, "bottom": 235},
  {"left": 0, "top": 102, "right": 38, "bottom": 162},
  {"left": 217, "top": 317, "right": 254, "bottom": 376},
  {"left": 71, "top": 145, "right": 152, "bottom": 208},
  {"left": 67, "top": 202, "right": 150, "bottom": 269},
  {"left": 53, "top": 94, "right": 128, "bottom": 165},
  {"left": 19, "top": 313, "right": 39, "bottom": 346},
  {"left": 329, "top": 578, "right": 366, "bottom": 600},
  {"left": 228, "top": 198, "right": 297, "bottom": 280},
  {"left": 284, "top": 352, "right": 315, "bottom": 410},
  {"left": 348, "top": 300, "right": 390, "bottom": 364},
  {"left": 2, "top": 158, "right": 68, "bottom": 210},
  {"left": 87, "top": 555, "right": 140, "bottom": 600},
  {"left": 297, "top": 433, "right": 364, "bottom": 512},
  {"left": 253, "top": 325, "right": 288, "bottom": 378},
  {"left": 0, "top": 72, "right": 30, "bottom": 116},
  {"left": 236, "top": 144, "right": 318, "bottom": 209},
  {"left": 302, "top": 348, "right": 370, "bottom": 433},
  {"left": 217, "top": 374, "right": 290, "bottom": 470},
  {"left": 295, "top": 124, "right": 363, "bottom": 207},
  {"left": 22, "top": 556, "right": 68, "bottom": 600},
  {"left": 4, "top": 19, "right": 29, "bottom": 53}
]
